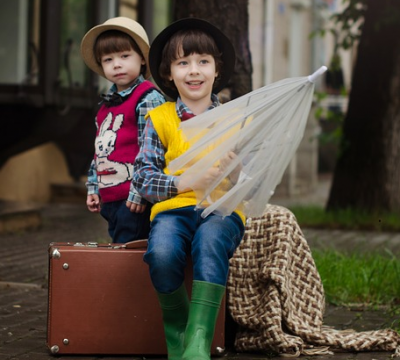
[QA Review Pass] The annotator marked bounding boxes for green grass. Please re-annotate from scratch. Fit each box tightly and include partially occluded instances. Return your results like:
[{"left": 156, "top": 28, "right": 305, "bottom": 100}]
[
  {"left": 289, "top": 205, "right": 400, "bottom": 232},
  {"left": 290, "top": 205, "right": 400, "bottom": 332},
  {"left": 312, "top": 249, "right": 400, "bottom": 307}
]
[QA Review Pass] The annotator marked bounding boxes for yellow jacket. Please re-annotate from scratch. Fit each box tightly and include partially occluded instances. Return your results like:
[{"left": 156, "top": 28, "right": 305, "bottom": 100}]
[{"left": 147, "top": 102, "right": 245, "bottom": 224}]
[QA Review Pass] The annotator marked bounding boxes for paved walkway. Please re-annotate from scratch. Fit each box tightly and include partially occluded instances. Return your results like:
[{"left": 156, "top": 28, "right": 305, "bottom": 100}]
[{"left": 1, "top": 177, "right": 400, "bottom": 359}]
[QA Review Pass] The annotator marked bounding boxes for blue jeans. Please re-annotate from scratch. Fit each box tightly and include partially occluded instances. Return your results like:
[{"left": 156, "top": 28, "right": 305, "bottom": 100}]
[
  {"left": 143, "top": 206, "right": 245, "bottom": 293},
  {"left": 100, "top": 200, "right": 151, "bottom": 243}
]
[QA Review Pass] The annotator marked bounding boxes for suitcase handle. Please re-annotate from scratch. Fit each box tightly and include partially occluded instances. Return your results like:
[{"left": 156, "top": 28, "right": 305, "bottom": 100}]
[{"left": 124, "top": 239, "right": 148, "bottom": 249}]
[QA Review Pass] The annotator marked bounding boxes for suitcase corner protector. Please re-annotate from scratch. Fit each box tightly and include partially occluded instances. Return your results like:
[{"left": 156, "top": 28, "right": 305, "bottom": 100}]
[{"left": 49, "top": 344, "right": 60, "bottom": 354}]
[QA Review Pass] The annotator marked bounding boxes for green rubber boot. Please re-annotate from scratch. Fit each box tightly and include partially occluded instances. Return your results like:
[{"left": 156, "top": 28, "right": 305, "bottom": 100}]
[
  {"left": 157, "top": 284, "right": 189, "bottom": 360},
  {"left": 182, "top": 281, "right": 225, "bottom": 360}
]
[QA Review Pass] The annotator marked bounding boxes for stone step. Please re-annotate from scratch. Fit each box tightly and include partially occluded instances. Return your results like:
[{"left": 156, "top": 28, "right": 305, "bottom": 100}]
[{"left": 0, "top": 200, "right": 42, "bottom": 234}]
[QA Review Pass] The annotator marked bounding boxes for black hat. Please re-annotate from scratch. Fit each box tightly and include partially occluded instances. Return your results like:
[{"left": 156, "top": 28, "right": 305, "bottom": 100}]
[{"left": 149, "top": 18, "right": 235, "bottom": 99}]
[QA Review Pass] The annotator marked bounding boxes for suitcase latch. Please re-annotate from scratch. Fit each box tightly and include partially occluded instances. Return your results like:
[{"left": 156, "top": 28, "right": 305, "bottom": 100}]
[{"left": 73, "top": 242, "right": 98, "bottom": 247}]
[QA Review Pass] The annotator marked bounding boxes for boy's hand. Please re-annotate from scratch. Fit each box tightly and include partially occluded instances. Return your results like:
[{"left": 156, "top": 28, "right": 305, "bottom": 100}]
[
  {"left": 177, "top": 151, "right": 242, "bottom": 193},
  {"left": 177, "top": 166, "right": 222, "bottom": 193},
  {"left": 220, "top": 151, "right": 242, "bottom": 184},
  {"left": 87, "top": 194, "right": 101, "bottom": 213},
  {"left": 126, "top": 201, "right": 147, "bottom": 213}
]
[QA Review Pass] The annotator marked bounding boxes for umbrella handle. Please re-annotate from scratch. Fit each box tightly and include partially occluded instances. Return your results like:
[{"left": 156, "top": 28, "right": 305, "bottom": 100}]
[{"left": 308, "top": 66, "right": 328, "bottom": 83}]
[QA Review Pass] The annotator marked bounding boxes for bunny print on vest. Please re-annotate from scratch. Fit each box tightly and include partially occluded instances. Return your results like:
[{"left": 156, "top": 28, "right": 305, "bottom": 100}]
[
  {"left": 95, "top": 111, "right": 134, "bottom": 189},
  {"left": 94, "top": 81, "right": 156, "bottom": 203}
]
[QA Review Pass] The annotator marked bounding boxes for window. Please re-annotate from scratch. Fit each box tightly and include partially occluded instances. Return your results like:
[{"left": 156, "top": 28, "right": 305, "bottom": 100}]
[
  {"left": 0, "top": 0, "right": 41, "bottom": 85},
  {"left": 59, "top": 0, "right": 91, "bottom": 89}
]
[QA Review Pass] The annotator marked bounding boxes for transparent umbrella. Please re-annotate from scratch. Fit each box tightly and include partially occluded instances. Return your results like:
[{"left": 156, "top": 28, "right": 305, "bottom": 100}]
[{"left": 168, "top": 66, "right": 328, "bottom": 218}]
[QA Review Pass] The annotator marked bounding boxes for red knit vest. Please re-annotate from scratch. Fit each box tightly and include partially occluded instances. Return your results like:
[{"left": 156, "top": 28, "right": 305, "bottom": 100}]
[{"left": 94, "top": 80, "right": 156, "bottom": 202}]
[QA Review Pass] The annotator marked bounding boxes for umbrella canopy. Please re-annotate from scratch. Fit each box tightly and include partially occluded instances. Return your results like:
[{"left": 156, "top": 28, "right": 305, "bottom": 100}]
[{"left": 168, "top": 66, "right": 327, "bottom": 218}]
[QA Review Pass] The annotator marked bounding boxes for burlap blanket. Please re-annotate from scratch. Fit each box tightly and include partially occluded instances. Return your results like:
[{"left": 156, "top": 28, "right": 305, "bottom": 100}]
[{"left": 228, "top": 204, "right": 400, "bottom": 357}]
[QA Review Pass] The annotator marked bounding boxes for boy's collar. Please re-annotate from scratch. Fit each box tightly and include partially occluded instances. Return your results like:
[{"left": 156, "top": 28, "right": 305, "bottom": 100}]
[
  {"left": 99, "top": 75, "right": 144, "bottom": 106},
  {"left": 176, "top": 94, "right": 220, "bottom": 121},
  {"left": 109, "top": 74, "right": 144, "bottom": 95}
]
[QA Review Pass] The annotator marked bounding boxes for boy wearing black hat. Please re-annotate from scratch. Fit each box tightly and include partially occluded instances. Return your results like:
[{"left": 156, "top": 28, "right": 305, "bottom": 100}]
[
  {"left": 81, "top": 17, "right": 165, "bottom": 243},
  {"left": 131, "top": 18, "right": 245, "bottom": 360}
]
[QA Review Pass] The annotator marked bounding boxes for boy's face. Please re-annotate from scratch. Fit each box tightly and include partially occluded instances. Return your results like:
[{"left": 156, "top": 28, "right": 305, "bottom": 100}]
[
  {"left": 169, "top": 49, "right": 218, "bottom": 108},
  {"left": 101, "top": 48, "right": 145, "bottom": 91}
]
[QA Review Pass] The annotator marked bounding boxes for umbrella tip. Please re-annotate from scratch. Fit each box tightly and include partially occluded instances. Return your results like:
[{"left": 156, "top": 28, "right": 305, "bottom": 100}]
[{"left": 308, "top": 66, "right": 328, "bottom": 83}]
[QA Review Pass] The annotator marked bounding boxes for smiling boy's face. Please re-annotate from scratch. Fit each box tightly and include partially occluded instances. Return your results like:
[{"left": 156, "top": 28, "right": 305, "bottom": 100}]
[
  {"left": 156, "top": 27, "right": 226, "bottom": 100},
  {"left": 169, "top": 48, "right": 218, "bottom": 110}
]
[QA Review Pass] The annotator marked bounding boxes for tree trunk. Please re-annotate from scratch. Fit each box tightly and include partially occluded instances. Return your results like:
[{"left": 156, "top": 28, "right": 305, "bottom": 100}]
[
  {"left": 327, "top": 0, "right": 400, "bottom": 212},
  {"left": 173, "top": 0, "right": 252, "bottom": 99}
]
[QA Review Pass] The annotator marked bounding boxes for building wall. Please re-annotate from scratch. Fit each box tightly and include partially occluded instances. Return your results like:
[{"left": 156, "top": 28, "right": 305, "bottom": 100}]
[
  {"left": 250, "top": 0, "right": 354, "bottom": 90},
  {"left": 249, "top": 0, "right": 355, "bottom": 196},
  {"left": 249, "top": 0, "right": 319, "bottom": 196}
]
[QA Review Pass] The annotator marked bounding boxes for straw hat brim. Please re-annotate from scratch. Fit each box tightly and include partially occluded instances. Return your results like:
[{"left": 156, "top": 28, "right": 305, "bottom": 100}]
[
  {"left": 149, "top": 18, "right": 236, "bottom": 99},
  {"left": 81, "top": 17, "right": 151, "bottom": 79}
]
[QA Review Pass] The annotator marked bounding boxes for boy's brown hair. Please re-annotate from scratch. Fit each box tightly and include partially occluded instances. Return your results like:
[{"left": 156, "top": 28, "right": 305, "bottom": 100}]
[
  {"left": 158, "top": 29, "right": 223, "bottom": 95},
  {"left": 94, "top": 30, "right": 146, "bottom": 76}
]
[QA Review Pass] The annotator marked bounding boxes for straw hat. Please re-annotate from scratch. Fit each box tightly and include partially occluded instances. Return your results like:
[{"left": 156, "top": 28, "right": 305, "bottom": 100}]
[
  {"left": 81, "top": 17, "right": 151, "bottom": 79},
  {"left": 149, "top": 18, "right": 236, "bottom": 99}
]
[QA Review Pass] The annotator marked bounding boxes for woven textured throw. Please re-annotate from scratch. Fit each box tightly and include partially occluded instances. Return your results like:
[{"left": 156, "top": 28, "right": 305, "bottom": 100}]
[{"left": 228, "top": 204, "right": 400, "bottom": 357}]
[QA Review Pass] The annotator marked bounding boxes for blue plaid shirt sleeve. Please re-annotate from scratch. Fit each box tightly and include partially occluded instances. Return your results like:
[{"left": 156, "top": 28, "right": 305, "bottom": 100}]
[
  {"left": 127, "top": 184, "right": 147, "bottom": 204},
  {"left": 85, "top": 159, "right": 99, "bottom": 195},
  {"left": 136, "top": 89, "right": 165, "bottom": 145},
  {"left": 128, "top": 89, "right": 166, "bottom": 204},
  {"left": 132, "top": 118, "right": 178, "bottom": 203}
]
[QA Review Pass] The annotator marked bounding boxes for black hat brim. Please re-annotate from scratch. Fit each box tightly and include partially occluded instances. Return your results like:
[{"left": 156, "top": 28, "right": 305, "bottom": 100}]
[{"left": 149, "top": 18, "right": 235, "bottom": 99}]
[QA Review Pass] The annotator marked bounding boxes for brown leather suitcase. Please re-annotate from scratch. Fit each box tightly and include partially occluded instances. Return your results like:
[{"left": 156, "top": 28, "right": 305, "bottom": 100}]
[{"left": 46, "top": 240, "right": 226, "bottom": 356}]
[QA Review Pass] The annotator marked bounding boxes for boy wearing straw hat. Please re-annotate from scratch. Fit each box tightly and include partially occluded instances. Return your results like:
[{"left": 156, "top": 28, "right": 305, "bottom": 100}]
[
  {"left": 81, "top": 17, "right": 165, "bottom": 243},
  {"left": 131, "top": 18, "right": 245, "bottom": 360}
]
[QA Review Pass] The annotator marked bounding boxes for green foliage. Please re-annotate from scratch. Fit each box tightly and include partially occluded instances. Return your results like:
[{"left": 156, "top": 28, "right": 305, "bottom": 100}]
[
  {"left": 313, "top": 91, "right": 328, "bottom": 120},
  {"left": 330, "top": 0, "right": 367, "bottom": 50},
  {"left": 313, "top": 0, "right": 400, "bottom": 52},
  {"left": 313, "top": 249, "right": 400, "bottom": 306},
  {"left": 290, "top": 205, "right": 400, "bottom": 232},
  {"left": 308, "top": 0, "right": 367, "bottom": 51},
  {"left": 313, "top": 91, "right": 345, "bottom": 146}
]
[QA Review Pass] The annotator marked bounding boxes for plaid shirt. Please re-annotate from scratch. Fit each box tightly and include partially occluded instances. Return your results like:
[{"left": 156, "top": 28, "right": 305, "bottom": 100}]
[
  {"left": 131, "top": 95, "right": 220, "bottom": 205},
  {"left": 86, "top": 75, "right": 165, "bottom": 199}
]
